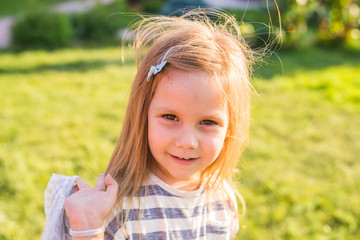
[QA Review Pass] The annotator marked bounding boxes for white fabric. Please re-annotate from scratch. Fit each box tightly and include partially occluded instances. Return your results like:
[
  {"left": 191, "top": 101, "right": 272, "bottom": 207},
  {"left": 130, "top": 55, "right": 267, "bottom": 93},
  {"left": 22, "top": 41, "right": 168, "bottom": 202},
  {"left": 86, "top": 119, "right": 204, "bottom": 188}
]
[{"left": 42, "top": 174, "right": 78, "bottom": 240}]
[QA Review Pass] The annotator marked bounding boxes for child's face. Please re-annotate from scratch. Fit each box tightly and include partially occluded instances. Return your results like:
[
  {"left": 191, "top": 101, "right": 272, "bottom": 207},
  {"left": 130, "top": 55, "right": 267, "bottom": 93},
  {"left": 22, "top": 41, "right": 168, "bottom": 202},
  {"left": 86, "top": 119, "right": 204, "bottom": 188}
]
[{"left": 148, "top": 68, "right": 229, "bottom": 189}]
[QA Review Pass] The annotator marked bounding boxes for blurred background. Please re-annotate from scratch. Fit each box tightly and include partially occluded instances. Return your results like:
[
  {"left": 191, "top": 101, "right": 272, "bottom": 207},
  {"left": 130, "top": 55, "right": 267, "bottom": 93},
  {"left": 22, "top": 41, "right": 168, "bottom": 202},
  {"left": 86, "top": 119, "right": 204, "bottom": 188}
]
[{"left": 0, "top": 0, "right": 359, "bottom": 239}]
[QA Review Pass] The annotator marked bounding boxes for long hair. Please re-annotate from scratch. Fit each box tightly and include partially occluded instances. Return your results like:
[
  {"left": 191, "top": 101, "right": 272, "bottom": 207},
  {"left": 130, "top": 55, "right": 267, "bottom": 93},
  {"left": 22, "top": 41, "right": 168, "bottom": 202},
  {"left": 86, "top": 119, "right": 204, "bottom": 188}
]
[{"left": 106, "top": 9, "right": 254, "bottom": 216}]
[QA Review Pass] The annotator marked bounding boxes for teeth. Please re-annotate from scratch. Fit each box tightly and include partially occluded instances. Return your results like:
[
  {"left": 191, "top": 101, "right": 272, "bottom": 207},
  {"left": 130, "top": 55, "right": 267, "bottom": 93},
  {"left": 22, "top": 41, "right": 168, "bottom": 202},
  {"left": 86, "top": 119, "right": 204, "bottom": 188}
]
[{"left": 178, "top": 157, "right": 191, "bottom": 160}]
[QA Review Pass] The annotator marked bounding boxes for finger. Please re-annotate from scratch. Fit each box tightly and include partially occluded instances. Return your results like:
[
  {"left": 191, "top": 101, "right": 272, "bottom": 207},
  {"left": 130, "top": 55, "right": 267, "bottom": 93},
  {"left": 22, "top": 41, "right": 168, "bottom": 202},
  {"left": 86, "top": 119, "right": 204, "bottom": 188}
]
[
  {"left": 73, "top": 184, "right": 80, "bottom": 193},
  {"left": 105, "top": 174, "right": 118, "bottom": 199},
  {"left": 75, "top": 177, "right": 90, "bottom": 190},
  {"left": 94, "top": 173, "right": 106, "bottom": 191}
]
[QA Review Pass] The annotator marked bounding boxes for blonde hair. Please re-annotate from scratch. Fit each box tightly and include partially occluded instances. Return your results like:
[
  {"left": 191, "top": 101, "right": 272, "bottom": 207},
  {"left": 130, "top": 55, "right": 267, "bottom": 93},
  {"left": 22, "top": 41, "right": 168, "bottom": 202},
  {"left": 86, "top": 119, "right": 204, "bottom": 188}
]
[{"left": 106, "top": 9, "right": 254, "bottom": 217}]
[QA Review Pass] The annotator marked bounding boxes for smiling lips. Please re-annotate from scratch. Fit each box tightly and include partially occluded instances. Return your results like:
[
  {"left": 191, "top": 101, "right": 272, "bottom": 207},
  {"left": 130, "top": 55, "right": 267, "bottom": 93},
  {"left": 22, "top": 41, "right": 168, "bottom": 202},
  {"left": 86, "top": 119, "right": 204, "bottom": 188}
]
[
  {"left": 170, "top": 154, "right": 198, "bottom": 164},
  {"left": 177, "top": 156, "right": 195, "bottom": 160}
]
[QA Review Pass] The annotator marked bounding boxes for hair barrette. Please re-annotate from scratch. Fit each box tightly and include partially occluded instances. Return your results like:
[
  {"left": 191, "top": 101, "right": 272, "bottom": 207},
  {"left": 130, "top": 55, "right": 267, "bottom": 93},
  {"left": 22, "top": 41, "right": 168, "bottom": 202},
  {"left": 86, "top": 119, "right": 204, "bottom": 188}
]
[{"left": 147, "top": 47, "right": 174, "bottom": 82}]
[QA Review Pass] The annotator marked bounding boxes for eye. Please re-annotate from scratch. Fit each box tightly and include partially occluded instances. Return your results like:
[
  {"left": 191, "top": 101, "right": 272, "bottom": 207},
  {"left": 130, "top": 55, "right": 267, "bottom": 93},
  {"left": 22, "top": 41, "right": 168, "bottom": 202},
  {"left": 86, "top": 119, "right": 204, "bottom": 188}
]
[
  {"left": 162, "top": 114, "right": 178, "bottom": 121},
  {"left": 200, "top": 120, "right": 217, "bottom": 126}
]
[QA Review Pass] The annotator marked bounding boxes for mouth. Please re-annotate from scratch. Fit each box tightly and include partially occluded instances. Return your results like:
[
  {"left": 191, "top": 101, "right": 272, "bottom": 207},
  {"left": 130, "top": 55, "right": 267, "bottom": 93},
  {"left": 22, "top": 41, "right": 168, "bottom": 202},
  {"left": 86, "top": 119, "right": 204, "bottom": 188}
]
[
  {"left": 169, "top": 154, "right": 199, "bottom": 163},
  {"left": 176, "top": 156, "right": 195, "bottom": 160}
]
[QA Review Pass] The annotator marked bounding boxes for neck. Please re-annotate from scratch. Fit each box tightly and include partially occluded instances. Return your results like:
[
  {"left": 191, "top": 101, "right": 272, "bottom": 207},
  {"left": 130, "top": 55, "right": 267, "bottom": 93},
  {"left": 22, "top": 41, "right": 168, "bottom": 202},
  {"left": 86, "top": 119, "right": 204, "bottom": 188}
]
[
  {"left": 149, "top": 164, "right": 202, "bottom": 191},
  {"left": 171, "top": 177, "right": 201, "bottom": 191}
]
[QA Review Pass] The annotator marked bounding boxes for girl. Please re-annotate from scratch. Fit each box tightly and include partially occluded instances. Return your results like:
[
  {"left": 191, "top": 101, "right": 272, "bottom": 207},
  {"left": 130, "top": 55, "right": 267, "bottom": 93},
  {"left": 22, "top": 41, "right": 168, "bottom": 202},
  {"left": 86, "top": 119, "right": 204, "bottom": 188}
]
[{"left": 42, "top": 9, "right": 253, "bottom": 240}]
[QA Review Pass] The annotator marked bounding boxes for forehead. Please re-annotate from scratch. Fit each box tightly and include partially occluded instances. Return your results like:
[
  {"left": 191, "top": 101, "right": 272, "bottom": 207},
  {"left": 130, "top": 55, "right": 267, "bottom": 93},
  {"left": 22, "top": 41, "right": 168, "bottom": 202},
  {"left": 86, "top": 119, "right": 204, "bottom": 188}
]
[{"left": 150, "top": 68, "right": 228, "bottom": 116}]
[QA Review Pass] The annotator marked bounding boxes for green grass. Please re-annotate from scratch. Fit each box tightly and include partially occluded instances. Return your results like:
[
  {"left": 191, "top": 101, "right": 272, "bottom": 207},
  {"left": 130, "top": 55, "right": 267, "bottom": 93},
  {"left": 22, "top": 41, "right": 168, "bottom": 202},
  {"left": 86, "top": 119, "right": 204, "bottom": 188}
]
[
  {"left": 238, "top": 48, "right": 360, "bottom": 239},
  {"left": 0, "top": 46, "right": 359, "bottom": 239}
]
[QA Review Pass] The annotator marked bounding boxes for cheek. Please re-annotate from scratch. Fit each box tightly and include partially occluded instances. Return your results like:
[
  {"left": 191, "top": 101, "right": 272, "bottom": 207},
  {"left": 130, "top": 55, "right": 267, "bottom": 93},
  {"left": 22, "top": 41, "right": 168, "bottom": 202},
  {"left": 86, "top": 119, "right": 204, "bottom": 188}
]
[
  {"left": 204, "top": 132, "right": 227, "bottom": 158},
  {"left": 147, "top": 118, "right": 157, "bottom": 153},
  {"left": 148, "top": 120, "right": 171, "bottom": 154}
]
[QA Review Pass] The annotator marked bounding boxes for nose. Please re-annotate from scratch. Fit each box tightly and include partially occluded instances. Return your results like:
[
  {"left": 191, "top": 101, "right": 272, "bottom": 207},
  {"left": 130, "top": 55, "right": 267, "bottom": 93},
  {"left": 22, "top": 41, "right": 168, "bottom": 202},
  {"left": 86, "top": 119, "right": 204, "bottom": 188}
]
[{"left": 175, "top": 127, "right": 198, "bottom": 149}]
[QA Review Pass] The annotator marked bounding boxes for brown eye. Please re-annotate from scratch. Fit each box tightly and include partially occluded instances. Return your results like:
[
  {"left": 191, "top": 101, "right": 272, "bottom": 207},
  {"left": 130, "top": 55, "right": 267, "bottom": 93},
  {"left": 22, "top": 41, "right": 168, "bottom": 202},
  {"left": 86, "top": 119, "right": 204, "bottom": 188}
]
[
  {"left": 162, "top": 114, "right": 178, "bottom": 121},
  {"left": 201, "top": 120, "right": 217, "bottom": 126}
]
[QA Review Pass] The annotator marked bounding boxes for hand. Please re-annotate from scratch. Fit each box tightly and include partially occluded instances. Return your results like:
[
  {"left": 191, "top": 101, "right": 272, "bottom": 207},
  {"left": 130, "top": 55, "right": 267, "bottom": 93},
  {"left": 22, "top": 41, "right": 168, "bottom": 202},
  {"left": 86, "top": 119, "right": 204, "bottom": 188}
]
[{"left": 64, "top": 173, "right": 118, "bottom": 231}]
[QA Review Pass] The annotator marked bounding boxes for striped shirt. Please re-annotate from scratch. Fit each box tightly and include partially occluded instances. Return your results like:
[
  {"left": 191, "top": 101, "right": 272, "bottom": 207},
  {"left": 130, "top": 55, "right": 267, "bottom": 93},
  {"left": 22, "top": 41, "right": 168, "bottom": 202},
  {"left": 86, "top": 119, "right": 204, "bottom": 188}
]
[{"left": 102, "top": 173, "right": 239, "bottom": 240}]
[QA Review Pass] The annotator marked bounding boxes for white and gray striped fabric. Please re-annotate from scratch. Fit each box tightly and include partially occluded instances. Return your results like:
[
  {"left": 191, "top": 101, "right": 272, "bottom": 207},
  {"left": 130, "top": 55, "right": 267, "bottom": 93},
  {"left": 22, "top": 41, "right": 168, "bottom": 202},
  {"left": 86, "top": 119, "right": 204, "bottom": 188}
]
[{"left": 103, "top": 173, "right": 239, "bottom": 240}]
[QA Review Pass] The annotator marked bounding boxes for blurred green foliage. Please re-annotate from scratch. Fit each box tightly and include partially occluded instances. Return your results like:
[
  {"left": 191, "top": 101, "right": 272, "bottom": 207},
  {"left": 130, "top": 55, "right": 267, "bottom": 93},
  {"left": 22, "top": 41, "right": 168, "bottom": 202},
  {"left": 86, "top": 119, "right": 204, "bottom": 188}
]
[
  {"left": 72, "top": 2, "right": 133, "bottom": 45},
  {"left": 0, "top": 46, "right": 359, "bottom": 239},
  {"left": 8, "top": 1, "right": 139, "bottom": 48},
  {"left": 226, "top": 9, "right": 280, "bottom": 49},
  {"left": 0, "top": 0, "right": 64, "bottom": 17},
  {"left": 278, "top": 0, "right": 360, "bottom": 48},
  {"left": 226, "top": 0, "right": 360, "bottom": 49},
  {"left": 12, "top": 11, "right": 74, "bottom": 49},
  {"left": 141, "top": 0, "right": 166, "bottom": 14},
  {"left": 3, "top": 0, "right": 360, "bottom": 49}
]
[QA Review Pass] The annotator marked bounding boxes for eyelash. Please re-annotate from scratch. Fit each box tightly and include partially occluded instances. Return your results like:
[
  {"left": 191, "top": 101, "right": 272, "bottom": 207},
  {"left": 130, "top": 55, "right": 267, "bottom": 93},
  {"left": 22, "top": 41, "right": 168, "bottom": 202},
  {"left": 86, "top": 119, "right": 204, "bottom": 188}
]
[
  {"left": 161, "top": 114, "right": 218, "bottom": 126},
  {"left": 200, "top": 120, "right": 217, "bottom": 126},
  {"left": 162, "top": 114, "right": 178, "bottom": 121}
]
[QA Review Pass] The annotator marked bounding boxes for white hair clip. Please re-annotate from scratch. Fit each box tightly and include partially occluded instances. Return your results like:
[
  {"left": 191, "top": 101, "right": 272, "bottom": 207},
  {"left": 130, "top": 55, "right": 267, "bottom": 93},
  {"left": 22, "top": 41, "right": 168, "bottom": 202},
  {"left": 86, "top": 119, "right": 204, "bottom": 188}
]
[{"left": 147, "top": 47, "right": 174, "bottom": 82}]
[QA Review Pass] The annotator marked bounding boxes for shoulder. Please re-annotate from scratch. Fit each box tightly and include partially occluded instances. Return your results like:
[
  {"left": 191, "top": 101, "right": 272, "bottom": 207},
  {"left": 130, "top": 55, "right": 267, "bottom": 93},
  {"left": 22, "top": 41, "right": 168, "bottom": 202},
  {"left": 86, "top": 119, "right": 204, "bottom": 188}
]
[
  {"left": 206, "top": 180, "right": 240, "bottom": 238},
  {"left": 207, "top": 180, "right": 238, "bottom": 206},
  {"left": 223, "top": 180, "right": 238, "bottom": 209},
  {"left": 222, "top": 180, "right": 240, "bottom": 239}
]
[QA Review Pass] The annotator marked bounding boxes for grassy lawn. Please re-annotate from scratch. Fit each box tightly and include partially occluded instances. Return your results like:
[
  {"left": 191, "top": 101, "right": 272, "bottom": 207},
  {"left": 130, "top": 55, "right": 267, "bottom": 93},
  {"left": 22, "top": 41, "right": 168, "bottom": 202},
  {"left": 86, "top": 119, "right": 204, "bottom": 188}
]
[{"left": 0, "top": 46, "right": 359, "bottom": 239}]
